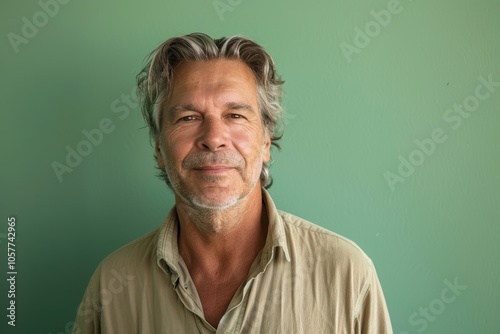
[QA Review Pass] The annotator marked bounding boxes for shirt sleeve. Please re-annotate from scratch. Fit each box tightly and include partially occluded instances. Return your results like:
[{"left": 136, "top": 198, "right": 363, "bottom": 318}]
[
  {"left": 354, "top": 263, "right": 393, "bottom": 334},
  {"left": 72, "top": 266, "right": 102, "bottom": 334}
]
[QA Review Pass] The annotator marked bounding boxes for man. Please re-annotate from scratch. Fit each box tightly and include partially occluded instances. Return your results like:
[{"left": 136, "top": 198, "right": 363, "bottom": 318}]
[{"left": 74, "top": 33, "right": 392, "bottom": 333}]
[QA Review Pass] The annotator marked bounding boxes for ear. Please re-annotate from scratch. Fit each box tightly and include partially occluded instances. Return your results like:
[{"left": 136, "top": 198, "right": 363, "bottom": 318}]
[
  {"left": 262, "top": 132, "right": 272, "bottom": 163},
  {"left": 155, "top": 138, "right": 165, "bottom": 169}
]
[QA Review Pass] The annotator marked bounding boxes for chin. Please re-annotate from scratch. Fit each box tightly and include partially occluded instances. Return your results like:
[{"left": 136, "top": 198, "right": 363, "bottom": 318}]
[
  {"left": 191, "top": 196, "right": 239, "bottom": 211},
  {"left": 173, "top": 174, "right": 261, "bottom": 211}
]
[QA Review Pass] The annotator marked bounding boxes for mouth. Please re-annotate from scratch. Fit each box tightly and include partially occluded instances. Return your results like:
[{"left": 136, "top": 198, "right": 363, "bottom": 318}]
[{"left": 193, "top": 165, "right": 235, "bottom": 174}]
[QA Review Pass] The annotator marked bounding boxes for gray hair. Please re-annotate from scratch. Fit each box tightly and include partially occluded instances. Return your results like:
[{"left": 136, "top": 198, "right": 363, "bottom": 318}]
[{"left": 136, "top": 32, "right": 285, "bottom": 189}]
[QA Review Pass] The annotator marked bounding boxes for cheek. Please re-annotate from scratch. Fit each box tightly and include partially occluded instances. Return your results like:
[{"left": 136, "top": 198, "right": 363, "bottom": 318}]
[
  {"left": 231, "top": 129, "right": 267, "bottom": 162},
  {"left": 166, "top": 145, "right": 187, "bottom": 167},
  {"left": 161, "top": 132, "right": 190, "bottom": 166}
]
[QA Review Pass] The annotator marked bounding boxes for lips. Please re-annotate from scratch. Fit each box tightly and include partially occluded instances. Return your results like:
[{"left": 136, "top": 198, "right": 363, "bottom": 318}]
[{"left": 193, "top": 165, "right": 235, "bottom": 173}]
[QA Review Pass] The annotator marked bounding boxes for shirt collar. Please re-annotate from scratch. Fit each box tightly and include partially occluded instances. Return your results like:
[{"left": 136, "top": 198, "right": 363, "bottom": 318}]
[
  {"left": 155, "top": 188, "right": 291, "bottom": 282},
  {"left": 156, "top": 208, "right": 182, "bottom": 287},
  {"left": 260, "top": 188, "right": 291, "bottom": 264}
]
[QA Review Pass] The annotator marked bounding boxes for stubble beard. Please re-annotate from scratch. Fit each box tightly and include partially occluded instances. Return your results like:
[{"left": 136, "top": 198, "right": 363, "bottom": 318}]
[{"left": 159, "top": 144, "right": 266, "bottom": 232}]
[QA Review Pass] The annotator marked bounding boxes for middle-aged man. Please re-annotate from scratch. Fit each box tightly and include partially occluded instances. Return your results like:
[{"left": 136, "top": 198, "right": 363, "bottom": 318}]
[{"left": 74, "top": 33, "right": 393, "bottom": 333}]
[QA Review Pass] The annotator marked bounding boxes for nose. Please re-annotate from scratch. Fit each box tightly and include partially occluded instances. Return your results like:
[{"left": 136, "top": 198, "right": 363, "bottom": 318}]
[{"left": 196, "top": 116, "right": 228, "bottom": 151}]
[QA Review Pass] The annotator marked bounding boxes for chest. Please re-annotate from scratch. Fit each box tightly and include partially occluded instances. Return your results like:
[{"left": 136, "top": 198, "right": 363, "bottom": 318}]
[{"left": 194, "top": 276, "right": 245, "bottom": 328}]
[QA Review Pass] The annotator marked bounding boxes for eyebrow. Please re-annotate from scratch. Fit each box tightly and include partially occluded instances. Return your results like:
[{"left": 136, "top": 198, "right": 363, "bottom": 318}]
[
  {"left": 167, "top": 102, "right": 255, "bottom": 115},
  {"left": 224, "top": 102, "right": 255, "bottom": 112},
  {"left": 167, "top": 104, "right": 199, "bottom": 115}
]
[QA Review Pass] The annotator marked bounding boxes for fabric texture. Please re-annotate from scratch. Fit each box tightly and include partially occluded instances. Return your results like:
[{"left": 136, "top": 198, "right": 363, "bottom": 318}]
[{"left": 73, "top": 189, "right": 393, "bottom": 333}]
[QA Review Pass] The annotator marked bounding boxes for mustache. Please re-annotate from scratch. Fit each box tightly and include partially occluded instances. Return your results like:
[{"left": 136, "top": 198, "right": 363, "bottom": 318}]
[{"left": 181, "top": 151, "right": 245, "bottom": 169}]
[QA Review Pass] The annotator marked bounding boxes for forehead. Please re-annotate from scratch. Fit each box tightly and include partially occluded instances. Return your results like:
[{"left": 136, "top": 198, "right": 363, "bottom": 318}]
[{"left": 170, "top": 59, "right": 257, "bottom": 100}]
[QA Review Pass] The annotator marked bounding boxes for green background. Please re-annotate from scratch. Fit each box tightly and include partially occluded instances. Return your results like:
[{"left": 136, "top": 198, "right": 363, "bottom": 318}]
[{"left": 1, "top": 0, "right": 499, "bottom": 333}]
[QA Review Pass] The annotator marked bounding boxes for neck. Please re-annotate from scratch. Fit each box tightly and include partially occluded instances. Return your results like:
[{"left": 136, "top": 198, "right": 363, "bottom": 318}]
[{"left": 176, "top": 187, "right": 267, "bottom": 276}]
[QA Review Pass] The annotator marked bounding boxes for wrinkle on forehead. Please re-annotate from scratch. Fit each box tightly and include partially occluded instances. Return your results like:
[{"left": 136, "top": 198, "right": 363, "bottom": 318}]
[{"left": 167, "top": 59, "right": 259, "bottom": 115}]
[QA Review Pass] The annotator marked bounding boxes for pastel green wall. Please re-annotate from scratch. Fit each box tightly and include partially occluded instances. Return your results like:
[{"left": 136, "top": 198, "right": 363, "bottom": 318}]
[{"left": 1, "top": 0, "right": 499, "bottom": 333}]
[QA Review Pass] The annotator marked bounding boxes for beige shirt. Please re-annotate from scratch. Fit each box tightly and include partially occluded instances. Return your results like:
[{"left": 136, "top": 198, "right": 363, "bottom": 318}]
[{"left": 73, "top": 190, "right": 392, "bottom": 333}]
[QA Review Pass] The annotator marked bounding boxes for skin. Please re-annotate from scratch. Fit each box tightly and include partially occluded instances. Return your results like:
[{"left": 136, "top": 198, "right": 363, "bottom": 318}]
[{"left": 155, "top": 59, "right": 271, "bottom": 328}]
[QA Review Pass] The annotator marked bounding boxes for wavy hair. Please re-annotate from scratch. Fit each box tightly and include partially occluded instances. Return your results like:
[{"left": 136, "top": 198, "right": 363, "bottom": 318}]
[{"left": 136, "top": 33, "right": 285, "bottom": 189}]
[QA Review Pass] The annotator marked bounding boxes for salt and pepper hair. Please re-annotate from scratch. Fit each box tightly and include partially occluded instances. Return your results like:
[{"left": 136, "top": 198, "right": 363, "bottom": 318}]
[{"left": 136, "top": 33, "right": 285, "bottom": 189}]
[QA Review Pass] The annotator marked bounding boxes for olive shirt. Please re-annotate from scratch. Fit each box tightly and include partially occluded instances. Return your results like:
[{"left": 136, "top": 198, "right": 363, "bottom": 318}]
[{"left": 73, "top": 190, "right": 393, "bottom": 333}]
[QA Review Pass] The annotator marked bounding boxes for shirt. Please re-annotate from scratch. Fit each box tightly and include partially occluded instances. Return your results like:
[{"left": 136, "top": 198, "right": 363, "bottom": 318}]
[{"left": 73, "top": 189, "right": 393, "bottom": 333}]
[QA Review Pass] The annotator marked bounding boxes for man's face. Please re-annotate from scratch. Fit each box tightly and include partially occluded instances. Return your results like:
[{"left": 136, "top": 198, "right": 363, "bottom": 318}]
[{"left": 156, "top": 59, "right": 271, "bottom": 210}]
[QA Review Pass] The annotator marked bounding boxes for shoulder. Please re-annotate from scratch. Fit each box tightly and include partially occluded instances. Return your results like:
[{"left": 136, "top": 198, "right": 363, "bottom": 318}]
[
  {"left": 94, "top": 228, "right": 160, "bottom": 278},
  {"left": 278, "top": 210, "right": 374, "bottom": 272},
  {"left": 75, "top": 228, "right": 162, "bottom": 326},
  {"left": 278, "top": 210, "right": 383, "bottom": 317}
]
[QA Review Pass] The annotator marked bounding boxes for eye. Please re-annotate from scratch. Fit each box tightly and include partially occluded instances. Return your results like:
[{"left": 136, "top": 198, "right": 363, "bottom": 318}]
[
  {"left": 179, "top": 115, "right": 198, "bottom": 122},
  {"left": 229, "top": 114, "right": 243, "bottom": 119}
]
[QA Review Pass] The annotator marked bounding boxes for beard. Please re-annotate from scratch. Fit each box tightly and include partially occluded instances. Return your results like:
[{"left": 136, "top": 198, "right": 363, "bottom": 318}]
[{"left": 160, "top": 147, "right": 265, "bottom": 211}]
